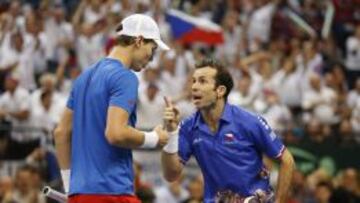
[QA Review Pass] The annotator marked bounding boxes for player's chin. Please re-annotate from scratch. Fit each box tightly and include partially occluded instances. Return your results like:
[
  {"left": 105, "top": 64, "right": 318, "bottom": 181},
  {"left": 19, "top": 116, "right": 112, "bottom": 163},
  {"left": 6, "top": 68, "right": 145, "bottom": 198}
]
[
  {"left": 132, "top": 65, "right": 144, "bottom": 72},
  {"left": 137, "top": 61, "right": 150, "bottom": 72},
  {"left": 192, "top": 100, "right": 202, "bottom": 109}
]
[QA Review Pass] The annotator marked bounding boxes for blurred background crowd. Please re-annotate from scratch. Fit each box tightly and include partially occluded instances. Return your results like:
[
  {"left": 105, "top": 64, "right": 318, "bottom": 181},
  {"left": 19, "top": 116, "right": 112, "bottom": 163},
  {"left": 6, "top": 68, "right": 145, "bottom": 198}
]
[{"left": 0, "top": 0, "right": 359, "bottom": 202}]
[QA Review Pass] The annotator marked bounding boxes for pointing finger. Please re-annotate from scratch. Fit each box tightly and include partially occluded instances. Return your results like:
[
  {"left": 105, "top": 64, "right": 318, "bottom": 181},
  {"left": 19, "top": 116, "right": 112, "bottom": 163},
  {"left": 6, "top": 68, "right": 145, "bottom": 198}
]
[{"left": 164, "top": 96, "right": 173, "bottom": 108}]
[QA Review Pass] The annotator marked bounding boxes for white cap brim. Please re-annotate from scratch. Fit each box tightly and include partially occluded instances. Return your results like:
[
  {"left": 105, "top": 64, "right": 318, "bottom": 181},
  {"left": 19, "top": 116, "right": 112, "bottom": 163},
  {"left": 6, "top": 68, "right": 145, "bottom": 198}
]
[{"left": 154, "top": 39, "right": 170, "bottom": 50}]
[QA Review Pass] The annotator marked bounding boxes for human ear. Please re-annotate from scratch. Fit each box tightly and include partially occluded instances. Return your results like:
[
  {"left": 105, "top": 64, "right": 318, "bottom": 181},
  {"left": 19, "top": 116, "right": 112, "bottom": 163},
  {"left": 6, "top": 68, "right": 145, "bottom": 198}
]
[
  {"left": 217, "top": 85, "right": 226, "bottom": 98},
  {"left": 134, "top": 36, "right": 143, "bottom": 48}
]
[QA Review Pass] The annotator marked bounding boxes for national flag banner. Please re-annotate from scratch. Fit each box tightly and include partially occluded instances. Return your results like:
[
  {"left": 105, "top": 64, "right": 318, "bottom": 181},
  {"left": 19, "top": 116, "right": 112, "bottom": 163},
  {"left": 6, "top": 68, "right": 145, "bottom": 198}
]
[{"left": 165, "top": 9, "right": 224, "bottom": 45}]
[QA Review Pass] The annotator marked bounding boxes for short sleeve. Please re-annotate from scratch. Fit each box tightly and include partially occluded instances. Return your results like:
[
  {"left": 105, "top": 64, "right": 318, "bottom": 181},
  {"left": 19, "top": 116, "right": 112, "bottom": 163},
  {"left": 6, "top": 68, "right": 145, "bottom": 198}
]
[
  {"left": 66, "top": 87, "right": 75, "bottom": 110},
  {"left": 178, "top": 121, "right": 193, "bottom": 165},
  {"left": 108, "top": 71, "right": 138, "bottom": 114},
  {"left": 251, "top": 116, "right": 285, "bottom": 159}
]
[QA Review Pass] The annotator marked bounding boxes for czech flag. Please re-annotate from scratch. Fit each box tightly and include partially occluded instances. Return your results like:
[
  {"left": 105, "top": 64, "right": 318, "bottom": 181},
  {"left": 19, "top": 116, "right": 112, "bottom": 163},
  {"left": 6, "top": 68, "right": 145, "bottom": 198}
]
[{"left": 165, "top": 9, "right": 224, "bottom": 45}]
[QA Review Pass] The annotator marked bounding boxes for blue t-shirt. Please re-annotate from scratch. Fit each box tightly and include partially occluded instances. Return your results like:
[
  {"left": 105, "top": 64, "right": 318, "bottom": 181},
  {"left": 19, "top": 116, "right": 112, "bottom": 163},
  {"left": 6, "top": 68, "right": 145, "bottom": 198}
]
[
  {"left": 67, "top": 58, "right": 138, "bottom": 195},
  {"left": 178, "top": 103, "right": 284, "bottom": 202}
]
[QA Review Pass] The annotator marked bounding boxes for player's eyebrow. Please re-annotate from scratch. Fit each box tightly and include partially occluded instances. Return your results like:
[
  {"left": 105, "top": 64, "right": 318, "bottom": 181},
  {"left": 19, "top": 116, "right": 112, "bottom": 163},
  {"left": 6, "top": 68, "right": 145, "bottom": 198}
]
[{"left": 198, "top": 76, "right": 206, "bottom": 80}]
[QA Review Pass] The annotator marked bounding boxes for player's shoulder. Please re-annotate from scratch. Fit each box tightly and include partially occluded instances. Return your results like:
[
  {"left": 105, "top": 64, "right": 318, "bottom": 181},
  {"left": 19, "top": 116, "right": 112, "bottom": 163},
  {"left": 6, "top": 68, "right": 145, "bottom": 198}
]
[
  {"left": 230, "top": 104, "right": 256, "bottom": 120},
  {"left": 179, "top": 112, "right": 198, "bottom": 132},
  {"left": 99, "top": 58, "right": 138, "bottom": 82},
  {"left": 230, "top": 104, "right": 264, "bottom": 128}
]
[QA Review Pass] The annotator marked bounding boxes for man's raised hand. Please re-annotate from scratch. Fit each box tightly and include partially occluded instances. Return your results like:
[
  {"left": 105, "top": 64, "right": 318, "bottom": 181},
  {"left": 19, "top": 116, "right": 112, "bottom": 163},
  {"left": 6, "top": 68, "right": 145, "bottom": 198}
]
[{"left": 163, "top": 96, "right": 180, "bottom": 132}]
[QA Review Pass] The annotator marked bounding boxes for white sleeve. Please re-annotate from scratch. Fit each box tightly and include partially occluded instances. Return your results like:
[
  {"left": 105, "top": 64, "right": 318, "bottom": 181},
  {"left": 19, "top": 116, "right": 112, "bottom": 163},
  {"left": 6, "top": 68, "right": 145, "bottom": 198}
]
[{"left": 18, "top": 89, "right": 31, "bottom": 111}]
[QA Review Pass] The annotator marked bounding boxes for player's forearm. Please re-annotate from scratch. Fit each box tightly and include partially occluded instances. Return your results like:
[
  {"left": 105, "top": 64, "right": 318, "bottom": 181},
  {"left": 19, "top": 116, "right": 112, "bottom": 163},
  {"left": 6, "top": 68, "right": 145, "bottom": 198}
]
[
  {"left": 105, "top": 125, "right": 146, "bottom": 148},
  {"left": 54, "top": 124, "right": 72, "bottom": 193},
  {"left": 54, "top": 108, "right": 73, "bottom": 169},
  {"left": 54, "top": 127, "right": 72, "bottom": 169},
  {"left": 275, "top": 149, "right": 295, "bottom": 203},
  {"left": 161, "top": 152, "right": 183, "bottom": 182}
]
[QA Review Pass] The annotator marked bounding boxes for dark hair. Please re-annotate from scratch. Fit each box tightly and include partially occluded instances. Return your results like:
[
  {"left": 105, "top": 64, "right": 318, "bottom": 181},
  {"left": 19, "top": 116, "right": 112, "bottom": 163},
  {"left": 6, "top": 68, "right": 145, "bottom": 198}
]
[
  {"left": 316, "top": 181, "right": 333, "bottom": 191},
  {"left": 115, "top": 23, "right": 155, "bottom": 46},
  {"left": 195, "top": 58, "right": 234, "bottom": 100}
]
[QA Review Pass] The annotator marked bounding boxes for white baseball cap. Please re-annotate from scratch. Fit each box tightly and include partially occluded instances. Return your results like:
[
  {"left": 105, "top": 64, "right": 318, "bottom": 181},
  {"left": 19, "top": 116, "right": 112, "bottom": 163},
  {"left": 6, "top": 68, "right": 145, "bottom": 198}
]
[{"left": 117, "top": 14, "right": 170, "bottom": 50}]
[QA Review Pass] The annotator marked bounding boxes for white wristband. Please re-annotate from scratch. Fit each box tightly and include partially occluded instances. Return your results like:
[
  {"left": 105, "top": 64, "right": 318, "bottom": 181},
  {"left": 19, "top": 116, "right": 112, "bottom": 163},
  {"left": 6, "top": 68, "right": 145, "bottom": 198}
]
[
  {"left": 163, "top": 129, "right": 179, "bottom": 154},
  {"left": 141, "top": 131, "right": 159, "bottom": 149},
  {"left": 60, "top": 169, "right": 70, "bottom": 193}
]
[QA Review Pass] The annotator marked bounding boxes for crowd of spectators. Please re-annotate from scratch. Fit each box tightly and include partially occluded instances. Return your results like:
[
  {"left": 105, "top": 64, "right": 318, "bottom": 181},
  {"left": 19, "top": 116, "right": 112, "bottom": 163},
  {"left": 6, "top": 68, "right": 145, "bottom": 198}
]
[{"left": 0, "top": 0, "right": 359, "bottom": 202}]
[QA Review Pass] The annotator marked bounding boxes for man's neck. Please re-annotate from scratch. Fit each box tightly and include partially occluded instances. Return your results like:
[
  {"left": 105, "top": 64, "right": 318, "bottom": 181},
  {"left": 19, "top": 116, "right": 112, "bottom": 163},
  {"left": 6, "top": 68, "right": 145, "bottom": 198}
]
[
  {"left": 201, "top": 99, "right": 225, "bottom": 133},
  {"left": 107, "top": 46, "right": 132, "bottom": 68},
  {"left": 8, "top": 88, "right": 16, "bottom": 95}
]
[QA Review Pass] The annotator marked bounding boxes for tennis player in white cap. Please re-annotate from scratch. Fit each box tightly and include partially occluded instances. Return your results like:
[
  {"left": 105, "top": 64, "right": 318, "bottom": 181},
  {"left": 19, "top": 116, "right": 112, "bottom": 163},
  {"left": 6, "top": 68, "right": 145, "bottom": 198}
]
[{"left": 54, "top": 14, "right": 169, "bottom": 203}]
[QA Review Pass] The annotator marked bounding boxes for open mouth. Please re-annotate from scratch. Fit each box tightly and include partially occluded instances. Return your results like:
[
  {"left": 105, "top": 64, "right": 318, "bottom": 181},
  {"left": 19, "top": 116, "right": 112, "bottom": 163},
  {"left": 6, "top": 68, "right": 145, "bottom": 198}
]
[{"left": 192, "top": 95, "right": 202, "bottom": 102}]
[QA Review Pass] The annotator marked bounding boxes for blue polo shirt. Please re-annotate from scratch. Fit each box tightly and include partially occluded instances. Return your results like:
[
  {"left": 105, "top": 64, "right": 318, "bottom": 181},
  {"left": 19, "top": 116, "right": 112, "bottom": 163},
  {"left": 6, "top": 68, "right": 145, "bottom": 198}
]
[
  {"left": 66, "top": 58, "right": 138, "bottom": 195},
  {"left": 178, "top": 103, "right": 284, "bottom": 202}
]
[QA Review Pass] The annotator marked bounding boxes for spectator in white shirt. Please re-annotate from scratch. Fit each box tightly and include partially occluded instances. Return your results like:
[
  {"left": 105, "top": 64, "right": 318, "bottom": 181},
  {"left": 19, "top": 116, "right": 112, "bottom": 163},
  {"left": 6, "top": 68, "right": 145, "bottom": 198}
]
[
  {"left": 160, "top": 50, "right": 186, "bottom": 99},
  {"left": 345, "top": 25, "right": 360, "bottom": 88},
  {"left": 30, "top": 73, "right": 61, "bottom": 106},
  {"left": 247, "top": 1, "right": 276, "bottom": 52},
  {"left": 228, "top": 74, "right": 257, "bottom": 111},
  {"left": 0, "top": 31, "right": 36, "bottom": 91},
  {"left": 348, "top": 78, "right": 360, "bottom": 109},
  {"left": 302, "top": 73, "right": 338, "bottom": 125},
  {"left": 216, "top": 10, "right": 244, "bottom": 63},
  {"left": 350, "top": 100, "right": 360, "bottom": 141},
  {"left": 154, "top": 176, "right": 189, "bottom": 203},
  {"left": 75, "top": 22, "right": 105, "bottom": 70},
  {"left": 303, "top": 40, "right": 323, "bottom": 74},
  {"left": 0, "top": 74, "right": 34, "bottom": 142},
  {"left": 262, "top": 90, "right": 292, "bottom": 134},
  {"left": 30, "top": 91, "right": 62, "bottom": 141},
  {"left": 30, "top": 73, "right": 65, "bottom": 139},
  {"left": 136, "top": 83, "right": 164, "bottom": 131},
  {"left": 43, "top": 4, "right": 74, "bottom": 69},
  {"left": 173, "top": 74, "right": 195, "bottom": 120},
  {"left": 12, "top": 165, "right": 46, "bottom": 203},
  {"left": 23, "top": 11, "right": 47, "bottom": 76},
  {"left": 82, "top": 0, "right": 107, "bottom": 24},
  {"left": 270, "top": 56, "right": 303, "bottom": 108},
  {"left": 138, "top": 67, "right": 165, "bottom": 96}
]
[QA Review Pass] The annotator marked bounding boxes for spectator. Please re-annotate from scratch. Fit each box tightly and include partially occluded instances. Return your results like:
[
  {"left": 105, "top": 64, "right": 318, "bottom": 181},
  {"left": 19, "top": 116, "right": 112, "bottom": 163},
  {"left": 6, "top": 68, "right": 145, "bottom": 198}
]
[
  {"left": 331, "top": 168, "right": 360, "bottom": 202},
  {"left": 0, "top": 31, "right": 36, "bottom": 91},
  {"left": 137, "top": 83, "right": 164, "bottom": 131},
  {"left": 247, "top": 0, "right": 277, "bottom": 52},
  {"left": 0, "top": 75, "right": 30, "bottom": 141},
  {"left": 12, "top": 165, "right": 46, "bottom": 203},
  {"left": 314, "top": 181, "right": 333, "bottom": 203},
  {"left": 261, "top": 90, "right": 292, "bottom": 133},
  {"left": 336, "top": 119, "right": 357, "bottom": 147},
  {"left": 345, "top": 25, "right": 360, "bottom": 89},
  {"left": 182, "top": 174, "right": 204, "bottom": 203},
  {"left": 347, "top": 78, "right": 360, "bottom": 109},
  {"left": 302, "top": 73, "right": 338, "bottom": 124},
  {"left": 270, "top": 55, "right": 303, "bottom": 110},
  {"left": 43, "top": 4, "right": 74, "bottom": 72},
  {"left": 0, "top": 175, "right": 14, "bottom": 203},
  {"left": 154, "top": 175, "right": 189, "bottom": 203},
  {"left": 290, "top": 170, "right": 315, "bottom": 203},
  {"left": 160, "top": 50, "right": 186, "bottom": 99}
]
